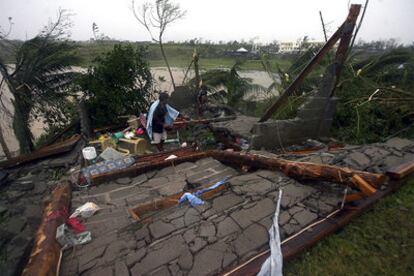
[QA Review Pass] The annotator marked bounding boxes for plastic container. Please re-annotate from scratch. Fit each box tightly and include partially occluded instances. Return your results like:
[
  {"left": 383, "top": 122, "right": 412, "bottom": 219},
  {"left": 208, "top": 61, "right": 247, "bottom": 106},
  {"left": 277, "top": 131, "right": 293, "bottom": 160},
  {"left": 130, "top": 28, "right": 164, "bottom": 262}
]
[{"left": 82, "top": 147, "right": 97, "bottom": 160}]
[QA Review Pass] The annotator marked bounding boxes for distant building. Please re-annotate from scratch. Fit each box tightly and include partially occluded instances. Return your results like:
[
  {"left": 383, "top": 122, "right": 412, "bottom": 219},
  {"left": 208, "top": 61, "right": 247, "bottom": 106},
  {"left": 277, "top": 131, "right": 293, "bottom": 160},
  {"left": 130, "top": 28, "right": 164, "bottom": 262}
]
[
  {"left": 278, "top": 40, "right": 324, "bottom": 53},
  {"left": 278, "top": 42, "right": 299, "bottom": 53}
]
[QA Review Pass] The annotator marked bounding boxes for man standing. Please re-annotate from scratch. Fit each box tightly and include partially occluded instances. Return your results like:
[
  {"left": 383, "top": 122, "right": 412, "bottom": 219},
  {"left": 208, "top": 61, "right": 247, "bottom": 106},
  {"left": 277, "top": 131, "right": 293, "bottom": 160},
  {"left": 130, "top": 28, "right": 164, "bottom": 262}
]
[{"left": 146, "top": 92, "right": 179, "bottom": 151}]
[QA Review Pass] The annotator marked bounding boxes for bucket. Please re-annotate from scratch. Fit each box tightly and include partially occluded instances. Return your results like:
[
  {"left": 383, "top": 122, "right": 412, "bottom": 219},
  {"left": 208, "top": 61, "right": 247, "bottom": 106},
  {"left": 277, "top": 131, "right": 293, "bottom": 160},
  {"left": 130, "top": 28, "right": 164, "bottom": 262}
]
[{"left": 82, "top": 147, "right": 97, "bottom": 160}]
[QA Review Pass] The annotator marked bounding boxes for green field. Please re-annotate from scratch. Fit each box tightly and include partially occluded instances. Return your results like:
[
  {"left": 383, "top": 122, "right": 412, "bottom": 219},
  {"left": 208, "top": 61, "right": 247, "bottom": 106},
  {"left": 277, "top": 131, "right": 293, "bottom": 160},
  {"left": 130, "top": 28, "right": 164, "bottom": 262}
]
[
  {"left": 74, "top": 41, "right": 291, "bottom": 71},
  {"left": 284, "top": 180, "right": 414, "bottom": 275}
]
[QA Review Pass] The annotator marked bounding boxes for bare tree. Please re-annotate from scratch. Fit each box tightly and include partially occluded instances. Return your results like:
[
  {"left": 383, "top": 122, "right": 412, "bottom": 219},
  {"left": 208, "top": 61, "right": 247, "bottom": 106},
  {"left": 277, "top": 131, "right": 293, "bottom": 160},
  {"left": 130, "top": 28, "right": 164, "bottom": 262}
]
[{"left": 132, "top": 0, "right": 186, "bottom": 91}]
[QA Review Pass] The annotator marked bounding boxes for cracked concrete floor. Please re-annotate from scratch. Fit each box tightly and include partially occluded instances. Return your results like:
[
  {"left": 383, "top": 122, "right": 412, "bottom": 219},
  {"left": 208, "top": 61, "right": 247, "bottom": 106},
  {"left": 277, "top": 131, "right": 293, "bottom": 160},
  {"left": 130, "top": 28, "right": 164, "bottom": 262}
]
[{"left": 60, "top": 156, "right": 345, "bottom": 276}]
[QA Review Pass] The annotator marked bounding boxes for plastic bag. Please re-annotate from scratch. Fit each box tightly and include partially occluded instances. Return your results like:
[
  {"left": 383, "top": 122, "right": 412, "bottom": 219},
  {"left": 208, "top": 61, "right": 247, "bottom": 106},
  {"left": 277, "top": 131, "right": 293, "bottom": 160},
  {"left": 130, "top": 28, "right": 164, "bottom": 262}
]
[
  {"left": 70, "top": 202, "right": 100, "bottom": 218},
  {"left": 257, "top": 190, "right": 283, "bottom": 276}
]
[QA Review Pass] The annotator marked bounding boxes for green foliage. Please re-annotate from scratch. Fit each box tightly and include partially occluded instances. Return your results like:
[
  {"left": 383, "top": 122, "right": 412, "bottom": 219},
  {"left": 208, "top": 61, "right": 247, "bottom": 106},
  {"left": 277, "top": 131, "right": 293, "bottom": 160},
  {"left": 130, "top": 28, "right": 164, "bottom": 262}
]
[
  {"left": 78, "top": 44, "right": 153, "bottom": 127},
  {"left": 11, "top": 36, "right": 80, "bottom": 126},
  {"left": 332, "top": 48, "right": 414, "bottom": 143},
  {"left": 285, "top": 180, "right": 414, "bottom": 275},
  {"left": 189, "top": 60, "right": 265, "bottom": 107}
]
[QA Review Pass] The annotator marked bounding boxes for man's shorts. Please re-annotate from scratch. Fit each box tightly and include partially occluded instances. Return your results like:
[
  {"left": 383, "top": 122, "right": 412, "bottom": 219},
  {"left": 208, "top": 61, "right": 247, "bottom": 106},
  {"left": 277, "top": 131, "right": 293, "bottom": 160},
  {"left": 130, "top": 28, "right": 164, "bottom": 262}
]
[{"left": 153, "top": 130, "right": 167, "bottom": 144}]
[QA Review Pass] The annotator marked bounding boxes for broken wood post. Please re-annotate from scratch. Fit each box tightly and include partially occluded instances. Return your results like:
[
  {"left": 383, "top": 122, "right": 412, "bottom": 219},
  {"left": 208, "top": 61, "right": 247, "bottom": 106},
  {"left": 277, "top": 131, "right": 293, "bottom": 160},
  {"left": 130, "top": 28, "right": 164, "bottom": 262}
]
[
  {"left": 22, "top": 182, "right": 72, "bottom": 276},
  {"left": 259, "top": 4, "right": 361, "bottom": 122},
  {"left": 330, "top": 4, "right": 361, "bottom": 97},
  {"left": 78, "top": 99, "right": 93, "bottom": 139},
  {"left": 209, "top": 150, "right": 385, "bottom": 188},
  {"left": 193, "top": 49, "right": 201, "bottom": 88}
]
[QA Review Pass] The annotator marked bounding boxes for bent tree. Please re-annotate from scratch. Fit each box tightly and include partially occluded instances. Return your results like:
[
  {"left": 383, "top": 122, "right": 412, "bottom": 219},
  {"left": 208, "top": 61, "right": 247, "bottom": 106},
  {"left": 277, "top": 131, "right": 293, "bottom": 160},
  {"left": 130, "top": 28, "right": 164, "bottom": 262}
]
[
  {"left": 0, "top": 10, "right": 79, "bottom": 154},
  {"left": 132, "top": 0, "right": 186, "bottom": 91}
]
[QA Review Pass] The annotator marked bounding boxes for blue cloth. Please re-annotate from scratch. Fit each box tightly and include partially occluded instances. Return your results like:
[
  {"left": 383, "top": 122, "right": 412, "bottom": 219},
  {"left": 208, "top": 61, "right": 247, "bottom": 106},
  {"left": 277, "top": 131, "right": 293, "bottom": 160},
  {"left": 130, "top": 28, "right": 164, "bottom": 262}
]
[
  {"left": 179, "top": 177, "right": 230, "bottom": 207},
  {"left": 146, "top": 100, "right": 179, "bottom": 141},
  {"left": 179, "top": 192, "right": 205, "bottom": 206}
]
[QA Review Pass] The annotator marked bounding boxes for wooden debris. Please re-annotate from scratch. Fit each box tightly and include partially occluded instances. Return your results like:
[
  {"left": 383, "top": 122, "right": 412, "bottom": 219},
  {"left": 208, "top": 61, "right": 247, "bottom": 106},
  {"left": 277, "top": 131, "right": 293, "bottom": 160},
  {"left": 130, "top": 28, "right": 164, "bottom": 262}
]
[
  {"left": 129, "top": 184, "right": 227, "bottom": 222},
  {"left": 259, "top": 4, "right": 361, "bottom": 122},
  {"left": 387, "top": 160, "right": 414, "bottom": 180},
  {"left": 210, "top": 151, "right": 385, "bottom": 188},
  {"left": 351, "top": 174, "right": 377, "bottom": 196},
  {"left": 0, "top": 135, "right": 81, "bottom": 169},
  {"left": 90, "top": 149, "right": 385, "bottom": 190},
  {"left": 22, "top": 182, "right": 72, "bottom": 276}
]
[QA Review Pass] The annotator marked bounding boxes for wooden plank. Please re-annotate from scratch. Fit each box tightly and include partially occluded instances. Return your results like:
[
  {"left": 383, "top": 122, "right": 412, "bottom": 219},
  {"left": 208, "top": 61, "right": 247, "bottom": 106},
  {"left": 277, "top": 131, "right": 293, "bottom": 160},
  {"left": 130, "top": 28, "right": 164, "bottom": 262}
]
[
  {"left": 351, "top": 174, "right": 377, "bottom": 196},
  {"left": 387, "top": 160, "right": 414, "bottom": 180},
  {"left": 22, "top": 182, "right": 72, "bottom": 276},
  {"left": 0, "top": 135, "right": 81, "bottom": 169},
  {"left": 129, "top": 184, "right": 227, "bottom": 222}
]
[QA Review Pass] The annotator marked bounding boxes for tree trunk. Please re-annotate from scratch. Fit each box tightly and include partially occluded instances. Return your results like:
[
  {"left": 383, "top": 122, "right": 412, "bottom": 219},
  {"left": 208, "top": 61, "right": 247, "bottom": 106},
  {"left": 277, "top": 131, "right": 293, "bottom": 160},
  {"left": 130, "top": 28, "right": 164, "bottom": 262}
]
[
  {"left": 12, "top": 92, "right": 34, "bottom": 154},
  {"left": 159, "top": 39, "right": 176, "bottom": 91},
  {"left": 0, "top": 123, "right": 11, "bottom": 159}
]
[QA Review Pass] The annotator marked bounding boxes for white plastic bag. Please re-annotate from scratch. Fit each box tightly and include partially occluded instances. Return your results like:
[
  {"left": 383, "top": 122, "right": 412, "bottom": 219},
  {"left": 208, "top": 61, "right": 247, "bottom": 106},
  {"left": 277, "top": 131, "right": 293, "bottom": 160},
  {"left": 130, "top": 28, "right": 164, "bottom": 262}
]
[
  {"left": 70, "top": 202, "right": 101, "bottom": 218},
  {"left": 257, "top": 190, "right": 283, "bottom": 276}
]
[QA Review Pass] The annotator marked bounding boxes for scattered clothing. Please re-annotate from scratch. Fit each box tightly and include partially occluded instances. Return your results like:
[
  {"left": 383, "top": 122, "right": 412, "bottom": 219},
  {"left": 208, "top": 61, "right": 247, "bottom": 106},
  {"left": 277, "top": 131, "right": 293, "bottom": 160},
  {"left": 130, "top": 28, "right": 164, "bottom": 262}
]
[{"left": 179, "top": 177, "right": 230, "bottom": 207}]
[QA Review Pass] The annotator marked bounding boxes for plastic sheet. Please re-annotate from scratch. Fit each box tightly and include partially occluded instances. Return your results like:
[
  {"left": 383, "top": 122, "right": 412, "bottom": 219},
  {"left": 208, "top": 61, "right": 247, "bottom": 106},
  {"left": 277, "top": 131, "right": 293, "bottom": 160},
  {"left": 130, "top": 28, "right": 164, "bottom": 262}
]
[
  {"left": 257, "top": 190, "right": 283, "bottom": 276},
  {"left": 70, "top": 202, "right": 100, "bottom": 218}
]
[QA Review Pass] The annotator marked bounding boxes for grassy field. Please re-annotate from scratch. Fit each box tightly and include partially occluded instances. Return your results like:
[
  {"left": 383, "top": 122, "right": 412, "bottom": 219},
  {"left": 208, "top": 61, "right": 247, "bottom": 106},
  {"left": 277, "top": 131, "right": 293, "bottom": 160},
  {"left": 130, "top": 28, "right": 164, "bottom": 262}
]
[
  {"left": 284, "top": 179, "right": 414, "bottom": 275},
  {"left": 149, "top": 57, "right": 291, "bottom": 71},
  {"left": 74, "top": 41, "right": 292, "bottom": 71}
]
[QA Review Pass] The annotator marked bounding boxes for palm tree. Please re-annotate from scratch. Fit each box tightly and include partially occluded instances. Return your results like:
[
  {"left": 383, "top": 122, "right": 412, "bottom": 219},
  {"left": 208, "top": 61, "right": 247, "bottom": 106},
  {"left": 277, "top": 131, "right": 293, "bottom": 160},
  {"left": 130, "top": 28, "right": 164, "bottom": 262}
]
[
  {"left": 0, "top": 10, "right": 80, "bottom": 153},
  {"left": 188, "top": 60, "right": 265, "bottom": 106}
]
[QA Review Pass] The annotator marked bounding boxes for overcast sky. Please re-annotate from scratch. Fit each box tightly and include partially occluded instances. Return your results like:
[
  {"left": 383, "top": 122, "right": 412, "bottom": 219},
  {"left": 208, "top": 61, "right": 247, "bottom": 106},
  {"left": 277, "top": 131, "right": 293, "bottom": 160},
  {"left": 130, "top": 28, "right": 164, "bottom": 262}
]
[{"left": 1, "top": 0, "right": 413, "bottom": 44}]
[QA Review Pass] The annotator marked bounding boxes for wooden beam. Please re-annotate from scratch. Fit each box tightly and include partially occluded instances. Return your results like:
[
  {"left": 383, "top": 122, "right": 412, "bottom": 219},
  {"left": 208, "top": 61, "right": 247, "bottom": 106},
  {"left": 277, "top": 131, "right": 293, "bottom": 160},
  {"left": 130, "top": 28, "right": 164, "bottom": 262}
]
[
  {"left": 209, "top": 150, "right": 385, "bottom": 189},
  {"left": 22, "top": 182, "right": 72, "bottom": 276},
  {"left": 0, "top": 134, "right": 81, "bottom": 169},
  {"left": 259, "top": 4, "right": 361, "bottom": 122},
  {"left": 90, "top": 149, "right": 385, "bottom": 190}
]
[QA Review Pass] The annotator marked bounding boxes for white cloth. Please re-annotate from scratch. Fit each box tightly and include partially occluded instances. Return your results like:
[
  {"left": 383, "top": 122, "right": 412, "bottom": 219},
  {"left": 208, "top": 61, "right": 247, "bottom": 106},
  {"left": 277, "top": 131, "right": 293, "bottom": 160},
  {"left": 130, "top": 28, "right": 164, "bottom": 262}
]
[{"left": 146, "top": 100, "right": 179, "bottom": 141}]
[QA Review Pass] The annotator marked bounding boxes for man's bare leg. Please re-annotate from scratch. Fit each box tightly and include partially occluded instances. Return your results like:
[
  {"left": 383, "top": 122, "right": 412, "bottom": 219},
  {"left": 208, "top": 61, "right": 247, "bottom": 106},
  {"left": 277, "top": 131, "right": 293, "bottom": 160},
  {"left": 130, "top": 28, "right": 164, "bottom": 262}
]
[{"left": 156, "top": 140, "right": 164, "bottom": 152}]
